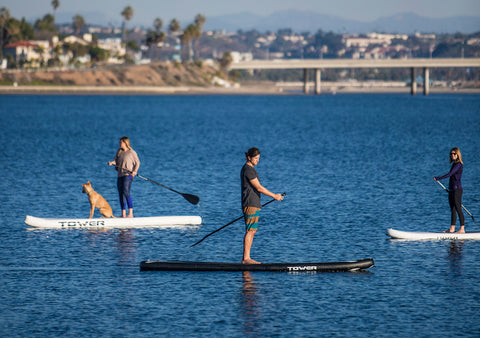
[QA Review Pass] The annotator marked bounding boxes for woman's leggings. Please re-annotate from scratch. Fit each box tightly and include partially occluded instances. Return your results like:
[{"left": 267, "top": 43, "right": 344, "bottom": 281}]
[
  {"left": 117, "top": 175, "right": 133, "bottom": 210},
  {"left": 448, "top": 189, "right": 465, "bottom": 226}
]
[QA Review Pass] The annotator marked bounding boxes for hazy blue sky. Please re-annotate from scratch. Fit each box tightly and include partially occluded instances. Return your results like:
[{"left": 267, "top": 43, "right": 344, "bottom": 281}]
[{"left": 2, "top": 0, "right": 480, "bottom": 26}]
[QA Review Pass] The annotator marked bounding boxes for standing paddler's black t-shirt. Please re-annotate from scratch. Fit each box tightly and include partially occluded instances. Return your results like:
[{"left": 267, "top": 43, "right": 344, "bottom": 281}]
[{"left": 241, "top": 163, "right": 261, "bottom": 209}]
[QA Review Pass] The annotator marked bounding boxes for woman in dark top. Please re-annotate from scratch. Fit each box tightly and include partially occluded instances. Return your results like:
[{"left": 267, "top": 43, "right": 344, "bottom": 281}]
[
  {"left": 434, "top": 147, "right": 465, "bottom": 233},
  {"left": 241, "top": 147, "right": 284, "bottom": 264}
]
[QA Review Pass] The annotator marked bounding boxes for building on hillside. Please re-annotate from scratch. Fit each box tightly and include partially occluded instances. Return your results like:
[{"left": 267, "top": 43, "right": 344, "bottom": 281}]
[
  {"left": 255, "top": 33, "right": 277, "bottom": 48},
  {"left": 63, "top": 34, "right": 92, "bottom": 45},
  {"left": 281, "top": 35, "right": 305, "bottom": 44},
  {"left": 97, "top": 37, "right": 126, "bottom": 63},
  {"left": 467, "top": 38, "right": 480, "bottom": 46},
  {"left": 3, "top": 41, "right": 51, "bottom": 67},
  {"left": 30, "top": 40, "right": 52, "bottom": 65},
  {"left": 414, "top": 33, "right": 436, "bottom": 40},
  {"left": 343, "top": 32, "right": 408, "bottom": 49},
  {"left": 230, "top": 51, "right": 253, "bottom": 63},
  {"left": 355, "top": 44, "right": 410, "bottom": 60},
  {"left": 367, "top": 32, "right": 408, "bottom": 43}
]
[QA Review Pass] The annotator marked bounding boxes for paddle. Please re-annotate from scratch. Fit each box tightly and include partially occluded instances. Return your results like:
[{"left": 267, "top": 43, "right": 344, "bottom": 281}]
[
  {"left": 190, "top": 192, "right": 286, "bottom": 247},
  {"left": 435, "top": 180, "right": 477, "bottom": 226},
  {"left": 136, "top": 174, "right": 200, "bottom": 205},
  {"left": 113, "top": 166, "right": 200, "bottom": 205}
]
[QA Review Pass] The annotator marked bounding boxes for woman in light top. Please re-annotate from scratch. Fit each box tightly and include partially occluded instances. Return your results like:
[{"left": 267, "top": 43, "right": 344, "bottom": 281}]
[
  {"left": 108, "top": 136, "right": 140, "bottom": 218},
  {"left": 434, "top": 147, "right": 464, "bottom": 233}
]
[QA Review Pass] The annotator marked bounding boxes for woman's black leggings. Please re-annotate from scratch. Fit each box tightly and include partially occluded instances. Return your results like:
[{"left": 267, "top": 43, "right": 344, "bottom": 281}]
[{"left": 448, "top": 189, "right": 465, "bottom": 226}]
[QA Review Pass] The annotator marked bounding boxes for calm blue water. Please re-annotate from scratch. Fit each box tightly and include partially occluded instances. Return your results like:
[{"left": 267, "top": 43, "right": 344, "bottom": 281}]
[{"left": 1, "top": 93, "right": 479, "bottom": 337}]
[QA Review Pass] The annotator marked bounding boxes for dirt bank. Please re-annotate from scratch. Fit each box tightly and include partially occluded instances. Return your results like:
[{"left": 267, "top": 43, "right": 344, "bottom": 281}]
[{"left": 0, "top": 62, "right": 220, "bottom": 87}]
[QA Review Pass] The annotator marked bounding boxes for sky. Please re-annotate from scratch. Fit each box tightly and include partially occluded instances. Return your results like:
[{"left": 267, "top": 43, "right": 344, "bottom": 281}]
[{"left": 2, "top": 0, "right": 480, "bottom": 27}]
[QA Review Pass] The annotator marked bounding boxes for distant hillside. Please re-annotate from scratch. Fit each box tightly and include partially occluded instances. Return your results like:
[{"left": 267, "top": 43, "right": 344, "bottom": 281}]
[
  {"left": 205, "top": 10, "right": 480, "bottom": 34},
  {"left": 48, "top": 9, "right": 480, "bottom": 35}
]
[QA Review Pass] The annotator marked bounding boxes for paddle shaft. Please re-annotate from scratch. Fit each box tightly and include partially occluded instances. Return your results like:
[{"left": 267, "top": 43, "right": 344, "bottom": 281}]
[
  {"left": 435, "top": 180, "right": 476, "bottom": 225},
  {"left": 190, "top": 192, "right": 286, "bottom": 247},
  {"left": 112, "top": 166, "right": 200, "bottom": 205},
  {"left": 136, "top": 174, "right": 181, "bottom": 194}
]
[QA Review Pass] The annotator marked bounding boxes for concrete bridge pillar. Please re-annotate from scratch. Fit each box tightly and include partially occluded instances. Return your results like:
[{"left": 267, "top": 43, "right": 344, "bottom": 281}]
[
  {"left": 315, "top": 69, "right": 321, "bottom": 95},
  {"left": 411, "top": 68, "right": 417, "bottom": 96},
  {"left": 423, "top": 67, "right": 430, "bottom": 96},
  {"left": 303, "top": 69, "right": 309, "bottom": 94}
]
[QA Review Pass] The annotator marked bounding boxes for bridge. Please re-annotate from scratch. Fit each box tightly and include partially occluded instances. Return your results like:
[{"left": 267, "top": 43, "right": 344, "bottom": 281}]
[{"left": 229, "top": 58, "right": 480, "bottom": 95}]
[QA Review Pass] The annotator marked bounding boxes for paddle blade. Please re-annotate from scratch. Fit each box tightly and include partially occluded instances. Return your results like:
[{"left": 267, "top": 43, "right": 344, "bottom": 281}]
[{"left": 183, "top": 193, "right": 200, "bottom": 205}]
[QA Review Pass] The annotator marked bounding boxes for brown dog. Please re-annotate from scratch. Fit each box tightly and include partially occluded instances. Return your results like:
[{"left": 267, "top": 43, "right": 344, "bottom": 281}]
[{"left": 82, "top": 181, "right": 115, "bottom": 218}]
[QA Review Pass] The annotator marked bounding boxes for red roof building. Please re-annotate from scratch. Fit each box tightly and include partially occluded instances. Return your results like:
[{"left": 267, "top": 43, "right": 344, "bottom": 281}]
[{"left": 3, "top": 41, "right": 43, "bottom": 65}]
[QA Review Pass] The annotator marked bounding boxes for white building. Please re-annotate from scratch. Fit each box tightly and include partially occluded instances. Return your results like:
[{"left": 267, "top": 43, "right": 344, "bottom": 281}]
[
  {"left": 3, "top": 41, "right": 51, "bottom": 66},
  {"left": 343, "top": 32, "right": 408, "bottom": 48},
  {"left": 230, "top": 51, "right": 253, "bottom": 63},
  {"left": 97, "top": 38, "right": 126, "bottom": 58},
  {"left": 63, "top": 34, "right": 92, "bottom": 46}
]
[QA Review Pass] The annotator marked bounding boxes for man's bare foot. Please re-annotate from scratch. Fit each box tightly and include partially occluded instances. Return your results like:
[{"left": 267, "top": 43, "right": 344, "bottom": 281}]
[
  {"left": 455, "top": 230, "right": 465, "bottom": 234},
  {"left": 242, "top": 258, "right": 261, "bottom": 264}
]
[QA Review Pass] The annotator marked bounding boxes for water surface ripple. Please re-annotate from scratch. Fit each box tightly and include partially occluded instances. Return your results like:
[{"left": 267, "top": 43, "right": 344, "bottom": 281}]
[{"left": 0, "top": 94, "right": 479, "bottom": 337}]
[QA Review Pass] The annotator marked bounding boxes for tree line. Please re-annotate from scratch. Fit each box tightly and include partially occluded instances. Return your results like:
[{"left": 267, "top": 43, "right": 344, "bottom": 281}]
[{"left": 0, "top": 2, "right": 210, "bottom": 66}]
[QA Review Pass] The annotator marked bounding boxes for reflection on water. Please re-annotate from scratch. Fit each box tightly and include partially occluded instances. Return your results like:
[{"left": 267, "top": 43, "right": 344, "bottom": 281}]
[
  {"left": 116, "top": 229, "right": 136, "bottom": 264},
  {"left": 447, "top": 240, "right": 464, "bottom": 275},
  {"left": 241, "top": 271, "right": 260, "bottom": 335}
]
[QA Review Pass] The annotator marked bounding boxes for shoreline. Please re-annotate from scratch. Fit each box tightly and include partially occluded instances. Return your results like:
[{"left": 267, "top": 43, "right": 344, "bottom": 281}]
[{"left": 0, "top": 84, "right": 478, "bottom": 95}]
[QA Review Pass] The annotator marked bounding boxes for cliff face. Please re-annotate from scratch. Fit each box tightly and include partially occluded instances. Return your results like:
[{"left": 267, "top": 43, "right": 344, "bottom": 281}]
[{"left": 0, "top": 62, "right": 220, "bottom": 87}]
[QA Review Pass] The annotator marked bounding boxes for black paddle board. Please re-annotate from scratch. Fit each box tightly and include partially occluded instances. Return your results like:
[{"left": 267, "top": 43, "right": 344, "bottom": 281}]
[{"left": 140, "top": 258, "right": 374, "bottom": 272}]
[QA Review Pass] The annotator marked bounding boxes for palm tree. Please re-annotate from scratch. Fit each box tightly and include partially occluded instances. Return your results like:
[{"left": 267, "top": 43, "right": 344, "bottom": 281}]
[
  {"left": 181, "top": 24, "right": 199, "bottom": 62},
  {"left": 0, "top": 7, "right": 11, "bottom": 61},
  {"left": 121, "top": 6, "right": 134, "bottom": 43},
  {"left": 146, "top": 30, "right": 157, "bottom": 58},
  {"left": 193, "top": 14, "right": 206, "bottom": 60},
  {"left": 153, "top": 17, "right": 163, "bottom": 32},
  {"left": 169, "top": 19, "right": 180, "bottom": 34},
  {"left": 190, "top": 24, "right": 201, "bottom": 60},
  {"left": 34, "top": 14, "right": 56, "bottom": 32},
  {"left": 219, "top": 51, "right": 233, "bottom": 72},
  {"left": 52, "top": 43, "right": 62, "bottom": 67},
  {"left": 51, "top": 0, "right": 60, "bottom": 22},
  {"left": 179, "top": 28, "right": 190, "bottom": 62},
  {"left": 146, "top": 18, "right": 165, "bottom": 61},
  {"left": 194, "top": 14, "right": 206, "bottom": 29},
  {"left": 72, "top": 14, "right": 85, "bottom": 36},
  {"left": 146, "top": 30, "right": 165, "bottom": 60},
  {"left": 34, "top": 45, "right": 45, "bottom": 67}
]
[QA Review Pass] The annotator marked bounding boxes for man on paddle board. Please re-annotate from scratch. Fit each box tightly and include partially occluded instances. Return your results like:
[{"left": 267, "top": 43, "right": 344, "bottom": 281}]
[
  {"left": 108, "top": 136, "right": 141, "bottom": 218},
  {"left": 434, "top": 147, "right": 465, "bottom": 233},
  {"left": 241, "top": 147, "right": 283, "bottom": 264}
]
